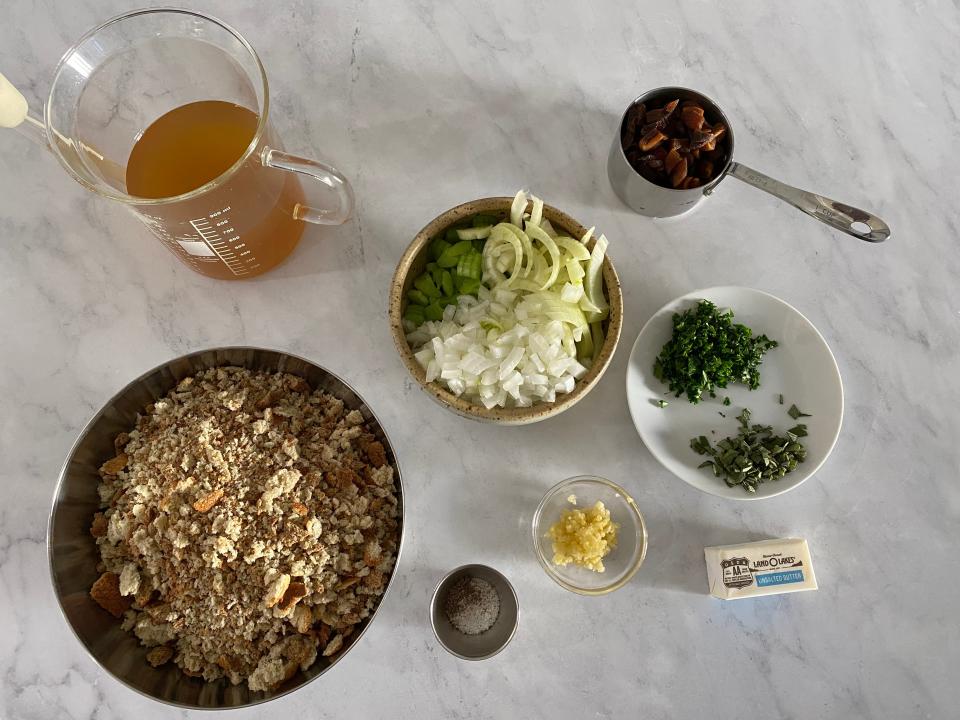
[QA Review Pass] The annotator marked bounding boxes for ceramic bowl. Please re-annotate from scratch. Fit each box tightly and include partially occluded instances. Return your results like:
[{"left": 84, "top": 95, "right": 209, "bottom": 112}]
[{"left": 389, "top": 197, "right": 623, "bottom": 424}]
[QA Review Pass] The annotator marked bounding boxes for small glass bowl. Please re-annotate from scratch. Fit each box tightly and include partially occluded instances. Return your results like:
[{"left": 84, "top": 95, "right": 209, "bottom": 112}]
[{"left": 532, "top": 476, "right": 647, "bottom": 595}]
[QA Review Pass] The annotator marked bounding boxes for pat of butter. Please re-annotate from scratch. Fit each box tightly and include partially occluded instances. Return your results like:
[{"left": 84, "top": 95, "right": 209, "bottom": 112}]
[{"left": 704, "top": 538, "right": 817, "bottom": 600}]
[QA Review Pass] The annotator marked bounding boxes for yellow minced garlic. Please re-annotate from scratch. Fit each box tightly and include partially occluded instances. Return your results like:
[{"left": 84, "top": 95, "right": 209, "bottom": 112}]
[{"left": 547, "top": 500, "right": 619, "bottom": 572}]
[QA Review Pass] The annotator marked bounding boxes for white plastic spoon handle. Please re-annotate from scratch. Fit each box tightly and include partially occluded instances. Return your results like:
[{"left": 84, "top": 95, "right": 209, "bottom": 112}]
[{"left": 0, "top": 72, "right": 29, "bottom": 128}]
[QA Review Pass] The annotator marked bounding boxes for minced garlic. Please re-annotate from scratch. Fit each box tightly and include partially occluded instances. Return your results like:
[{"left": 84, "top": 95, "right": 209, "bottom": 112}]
[{"left": 547, "top": 500, "right": 619, "bottom": 572}]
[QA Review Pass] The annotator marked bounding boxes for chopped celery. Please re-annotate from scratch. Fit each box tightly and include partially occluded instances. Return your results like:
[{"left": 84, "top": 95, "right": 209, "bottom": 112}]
[
  {"left": 404, "top": 305, "right": 425, "bottom": 325},
  {"left": 408, "top": 288, "right": 429, "bottom": 305},
  {"left": 456, "top": 226, "right": 492, "bottom": 240},
  {"left": 414, "top": 274, "right": 440, "bottom": 298},
  {"left": 457, "top": 277, "right": 481, "bottom": 294},
  {"left": 445, "top": 227, "right": 461, "bottom": 241},
  {"left": 430, "top": 238, "right": 451, "bottom": 260},
  {"left": 440, "top": 270, "right": 454, "bottom": 296},
  {"left": 456, "top": 251, "right": 482, "bottom": 280},
  {"left": 472, "top": 214, "right": 498, "bottom": 227},
  {"left": 424, "top": 302, "right": 444, "bottom": 321},
  {"left": 437, "top": 239, "right": 474, "bottom": 267},
  {"left": 438, "top": 295, "right": 458, "bottom": 307}
]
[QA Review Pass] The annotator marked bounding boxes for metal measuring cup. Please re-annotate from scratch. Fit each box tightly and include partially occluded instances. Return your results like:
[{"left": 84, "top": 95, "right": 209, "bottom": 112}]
[{"left": 607, "top": 86, "right": 890, "bottom": 242}]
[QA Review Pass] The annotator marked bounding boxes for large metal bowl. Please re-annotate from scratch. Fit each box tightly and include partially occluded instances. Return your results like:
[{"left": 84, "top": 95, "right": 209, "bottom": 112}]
[{"left": 47, "top": 347, "right": 405, "bottom": 709}]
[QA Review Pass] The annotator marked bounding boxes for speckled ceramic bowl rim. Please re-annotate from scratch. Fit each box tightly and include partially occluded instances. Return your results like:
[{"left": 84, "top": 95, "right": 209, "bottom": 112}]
[
  {"left": 532, "top": 475, "right": 648, "bottom": 596},
  {"left": 389, "top": 197, "right": 623, "bottom": 424}
]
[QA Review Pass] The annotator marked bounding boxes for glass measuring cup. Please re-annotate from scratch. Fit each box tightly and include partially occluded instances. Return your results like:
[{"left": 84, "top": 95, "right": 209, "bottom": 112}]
[{"left": 3, "top": 8, "right": 353, "bottom": 279}]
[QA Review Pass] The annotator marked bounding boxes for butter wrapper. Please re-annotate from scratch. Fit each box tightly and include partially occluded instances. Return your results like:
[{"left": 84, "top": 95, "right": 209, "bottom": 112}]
[{"left": 705, "top": 537, "right": 817, "bottom": 600}]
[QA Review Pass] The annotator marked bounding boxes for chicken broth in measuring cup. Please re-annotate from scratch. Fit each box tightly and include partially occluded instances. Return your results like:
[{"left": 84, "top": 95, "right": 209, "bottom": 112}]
[{"left": 126, "top": 100, "right": 306, "bottom": 279}]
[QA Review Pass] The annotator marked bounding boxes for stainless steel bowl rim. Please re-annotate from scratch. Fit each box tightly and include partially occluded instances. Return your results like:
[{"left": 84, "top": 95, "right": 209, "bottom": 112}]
[
  {"left": 47, "top": 346, "right": 407, "bottom": 710},
  {"left": 429, "top": 564, "right": 519, "bottom": 661}
]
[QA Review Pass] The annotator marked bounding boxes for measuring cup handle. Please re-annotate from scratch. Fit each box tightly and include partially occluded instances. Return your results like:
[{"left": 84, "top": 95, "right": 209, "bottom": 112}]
[
  {"left": 261, "top": 147, "right": 355, "bottom": 226},
  {"left": 727, "top": 162, "right": 890, "bottom": 242}
]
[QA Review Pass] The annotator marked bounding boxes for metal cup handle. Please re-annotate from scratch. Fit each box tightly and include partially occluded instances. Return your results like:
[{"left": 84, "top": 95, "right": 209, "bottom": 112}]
[
  {"left": 727, "top": 162, "right": 890, "bottom": 243},
  {"left": 261, "top": 147, "right": 355, "bottom": 226}
]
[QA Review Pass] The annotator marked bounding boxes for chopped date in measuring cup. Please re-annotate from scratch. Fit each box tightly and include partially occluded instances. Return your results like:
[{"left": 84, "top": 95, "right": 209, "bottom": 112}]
[{"left": 621, "top": 97, "right": 729, "bottom": 189}]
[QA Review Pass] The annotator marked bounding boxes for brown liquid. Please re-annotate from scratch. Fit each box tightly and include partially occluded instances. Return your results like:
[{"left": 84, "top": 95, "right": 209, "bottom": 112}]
[{"left": 126, "top": 100, "right": 305, "bottom": 279}]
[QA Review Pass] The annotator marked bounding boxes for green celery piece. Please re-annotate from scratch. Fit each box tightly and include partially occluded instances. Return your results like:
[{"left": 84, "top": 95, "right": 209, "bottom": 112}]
[
  {"left": 456, "top": 226, "right": 492, "bottom": 240},
  {"left": 457, "top": 277, "right": 481, "bottom": 295},
  {"left": 407, "top": 288, "right": 429, "bottom": 305},
  {"left": 440, "top": 270, "right": 454, "bottom": 296},
  {"left": 404, "top": 305, "right": 425, "bottom": 325},
  {"left": 437, "top": 295, "right": 458, "bottom": 308},
  {"left": 472, "top": 214, "right": 498, "bottom": 227},
  {"left": 437, "top": 240, "right": 474, "bottom": 268},
  {"left": 430, "top": 265, "right": 445, "bottom": 288},
  {"left": 456, "top": 251, "right": 482, "bottom": 280},
  {"left": 424, "top": 302, "right": 444, "bottom": 321},
  {"left": 445, "top": 227, "right": 461, "bottom": 241},
  {"left": 414, "top": 274, "right": 440, "bottom": 298},
  {"left": 437, "top": 252, "right": 458, "bottom": 268},
  {"left": 430, "top": 238, "right": 451, "bottom": 261}
]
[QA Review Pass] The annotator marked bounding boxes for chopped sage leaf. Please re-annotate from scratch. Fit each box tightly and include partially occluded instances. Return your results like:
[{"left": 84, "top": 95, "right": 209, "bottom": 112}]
[
  {"left": 690, "top": 406, "right": 809, "bottom": 494},
  {"left": 787, "top": 404, "right": 812, "bottom": 420}
]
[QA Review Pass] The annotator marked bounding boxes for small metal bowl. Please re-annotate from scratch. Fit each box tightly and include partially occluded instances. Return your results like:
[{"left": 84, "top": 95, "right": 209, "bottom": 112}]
[
  {"left": 47, "top": 347, "right": 406, "bottom": 709},
  {"left": 607, "top": 86, "right": 734, "bottom": 218},
  {"left": 430, "top": 564, "right": 519, "bottom": 661},
  {"left": 389, "top": 196, "right": 623, "bottom": 425}
]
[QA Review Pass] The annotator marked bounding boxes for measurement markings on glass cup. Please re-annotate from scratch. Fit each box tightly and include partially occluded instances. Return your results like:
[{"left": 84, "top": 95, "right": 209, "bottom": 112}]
[{"left": 188, "top": 208, "right": 256, "bottom": 276}]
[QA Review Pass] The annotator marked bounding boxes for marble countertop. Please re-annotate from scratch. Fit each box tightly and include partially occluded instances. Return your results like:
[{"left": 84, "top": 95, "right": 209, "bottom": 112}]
[{"left": 1, "top": 1, "right": 957, "bottom": 718}]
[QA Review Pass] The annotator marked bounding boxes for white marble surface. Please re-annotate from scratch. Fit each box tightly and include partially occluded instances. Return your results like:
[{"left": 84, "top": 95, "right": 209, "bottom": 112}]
[{"left": 1, "top": 1, "right": 958, "bottom": 718}]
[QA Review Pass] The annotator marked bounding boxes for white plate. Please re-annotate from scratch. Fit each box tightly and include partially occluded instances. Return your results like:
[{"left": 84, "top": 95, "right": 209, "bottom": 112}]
[{"left": 626, "top": 287, "right": 843, "bottom": 500}]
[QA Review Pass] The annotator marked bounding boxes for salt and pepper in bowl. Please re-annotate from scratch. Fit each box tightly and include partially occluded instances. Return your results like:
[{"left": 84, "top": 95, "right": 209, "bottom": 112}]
[{"left": 430, "top": 565, "right": 519, "bottom": 661}]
